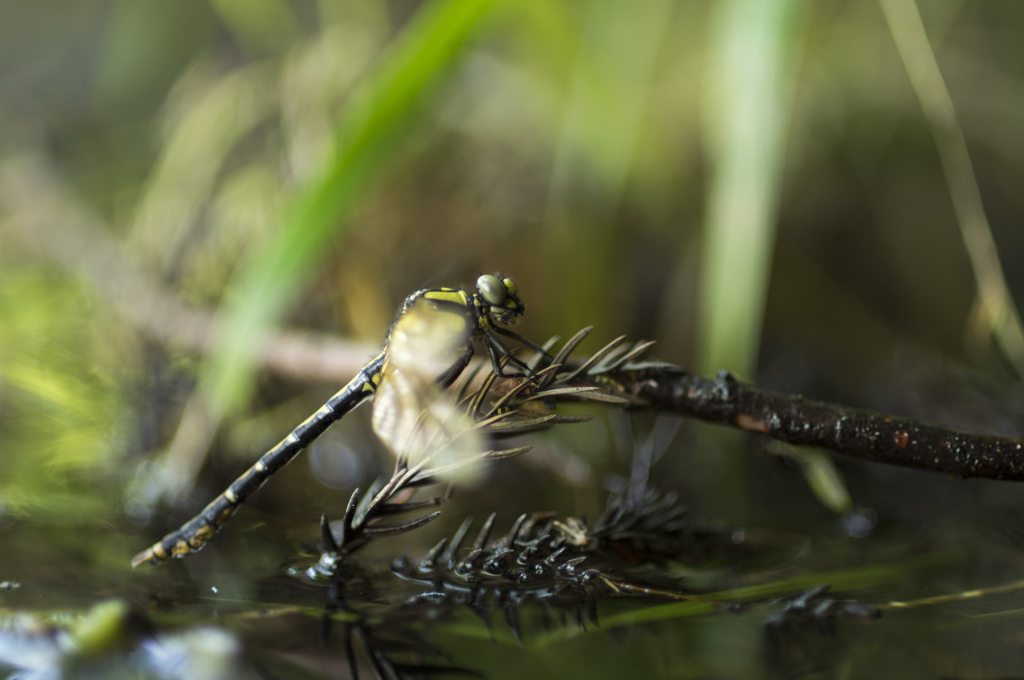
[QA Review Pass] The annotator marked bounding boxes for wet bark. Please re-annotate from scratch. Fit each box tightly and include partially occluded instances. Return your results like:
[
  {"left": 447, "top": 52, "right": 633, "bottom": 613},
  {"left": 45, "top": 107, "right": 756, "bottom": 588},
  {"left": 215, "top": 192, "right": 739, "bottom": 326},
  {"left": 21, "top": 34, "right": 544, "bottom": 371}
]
[{"left": 627, "top": 367, "right": 1024, "bottom": 481}]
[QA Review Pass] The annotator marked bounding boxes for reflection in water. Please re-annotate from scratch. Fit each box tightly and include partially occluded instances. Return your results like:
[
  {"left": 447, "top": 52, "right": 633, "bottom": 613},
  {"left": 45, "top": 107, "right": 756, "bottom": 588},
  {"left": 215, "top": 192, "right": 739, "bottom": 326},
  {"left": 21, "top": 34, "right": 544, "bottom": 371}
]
[
  {"left": 0, "top": 469, "right": 888, "bottom": 680},
  {"left": 282, "top": 474, "right": 880, "bottom": 679},
  {"left": 6, "top": 472, "right": 1024, "bottom": 679},
  {"left": 0, "top": 602, "right": 252, "bottom": 680}
]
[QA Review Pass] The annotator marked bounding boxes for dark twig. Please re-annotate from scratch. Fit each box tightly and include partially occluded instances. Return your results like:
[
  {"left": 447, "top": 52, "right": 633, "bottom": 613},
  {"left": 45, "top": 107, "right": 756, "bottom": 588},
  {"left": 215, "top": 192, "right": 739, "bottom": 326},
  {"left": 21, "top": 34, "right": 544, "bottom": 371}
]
[
  {"left": 622, "top": 367, "right": 1024, "bottom": 481},
  {"left": 505, "top": 329, "right": 1024, "bottom": 482}
]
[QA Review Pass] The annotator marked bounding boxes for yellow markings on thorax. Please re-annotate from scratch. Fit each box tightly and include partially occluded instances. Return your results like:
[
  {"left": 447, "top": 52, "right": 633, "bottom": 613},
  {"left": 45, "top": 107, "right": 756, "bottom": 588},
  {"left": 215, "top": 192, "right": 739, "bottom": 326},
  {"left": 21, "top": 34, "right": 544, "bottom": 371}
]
[
  {"left": 389, "top": 298, "right": 472, "bottom": 375},
  {"left": 432, "top": 307, "right": 470, "bottom": 335},
  {"left": 423, "top": 289, "right": 469, "bottom": 307}
]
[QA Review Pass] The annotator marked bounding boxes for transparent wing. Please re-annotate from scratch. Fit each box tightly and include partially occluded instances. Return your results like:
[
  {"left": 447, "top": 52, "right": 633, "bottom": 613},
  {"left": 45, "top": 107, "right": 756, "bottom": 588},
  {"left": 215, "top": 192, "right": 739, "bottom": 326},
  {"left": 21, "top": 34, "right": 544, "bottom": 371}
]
[{"left": 371, "top": 299, "right": 484, "bottom": 482}]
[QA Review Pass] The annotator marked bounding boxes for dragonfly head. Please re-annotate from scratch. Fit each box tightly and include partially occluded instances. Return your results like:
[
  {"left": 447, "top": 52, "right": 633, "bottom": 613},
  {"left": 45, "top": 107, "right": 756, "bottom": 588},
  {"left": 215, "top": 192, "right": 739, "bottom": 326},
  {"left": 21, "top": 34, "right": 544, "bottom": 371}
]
[{"left": 476, "top": 274, "right": 526, "bottom": 326}]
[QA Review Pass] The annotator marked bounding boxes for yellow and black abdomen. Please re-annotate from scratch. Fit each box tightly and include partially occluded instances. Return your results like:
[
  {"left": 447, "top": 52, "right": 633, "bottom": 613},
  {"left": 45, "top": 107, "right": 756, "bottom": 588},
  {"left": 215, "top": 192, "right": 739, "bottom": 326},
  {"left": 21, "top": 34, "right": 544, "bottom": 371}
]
[
  {"left": 131, "top": 352, "right": 386, "bottom": 567},
  {"left": 132, "top": 284, "right": 491, "bottom": 568}
]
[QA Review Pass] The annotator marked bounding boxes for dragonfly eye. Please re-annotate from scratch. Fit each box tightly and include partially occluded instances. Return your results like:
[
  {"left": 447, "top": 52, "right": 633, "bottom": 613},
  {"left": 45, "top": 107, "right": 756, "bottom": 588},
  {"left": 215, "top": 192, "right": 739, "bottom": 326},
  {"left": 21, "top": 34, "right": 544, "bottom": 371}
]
[{"left": 477, "top": 274, "right": 508, "bottom": 306}]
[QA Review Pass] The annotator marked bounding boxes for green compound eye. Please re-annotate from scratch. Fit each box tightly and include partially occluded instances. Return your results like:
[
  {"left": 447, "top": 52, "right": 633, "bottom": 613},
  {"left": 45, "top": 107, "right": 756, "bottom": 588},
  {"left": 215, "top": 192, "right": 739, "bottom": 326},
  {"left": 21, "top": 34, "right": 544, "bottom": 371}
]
[{"left": 477, "top": 274, "right": 507, "bottom": 306}]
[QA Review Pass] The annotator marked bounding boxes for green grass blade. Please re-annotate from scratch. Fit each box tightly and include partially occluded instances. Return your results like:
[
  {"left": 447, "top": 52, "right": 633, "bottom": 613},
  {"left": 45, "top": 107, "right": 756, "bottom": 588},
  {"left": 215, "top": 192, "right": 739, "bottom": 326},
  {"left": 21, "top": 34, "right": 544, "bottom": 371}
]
[
  {"left": 697, "top": 0, "right": 806, "bottom": 379},
  {"left": 203, "top": 0, "right": 498, "bottom": 414}
]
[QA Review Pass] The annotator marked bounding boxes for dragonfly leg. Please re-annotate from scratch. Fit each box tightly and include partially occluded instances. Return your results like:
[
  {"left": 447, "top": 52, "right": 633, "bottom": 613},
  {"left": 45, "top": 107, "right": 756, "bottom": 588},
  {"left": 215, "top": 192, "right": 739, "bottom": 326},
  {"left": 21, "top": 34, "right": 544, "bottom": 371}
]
[
  {"left": 492, "top": 326, "right": 553, "bottom": 358},
  {"left": 436, "top": 348, "right": 473, "bottom": 390},
  {"left": 484, "top": 331, "right": 534, "bottom": 377}
]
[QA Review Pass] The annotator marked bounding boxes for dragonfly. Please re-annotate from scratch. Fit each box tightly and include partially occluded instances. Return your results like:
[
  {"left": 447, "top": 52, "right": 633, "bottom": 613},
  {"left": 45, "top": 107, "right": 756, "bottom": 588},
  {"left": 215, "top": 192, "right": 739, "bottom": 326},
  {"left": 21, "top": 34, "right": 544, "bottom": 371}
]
[{"left": 131, "top": 274, "right": 547, "bottom": 567}]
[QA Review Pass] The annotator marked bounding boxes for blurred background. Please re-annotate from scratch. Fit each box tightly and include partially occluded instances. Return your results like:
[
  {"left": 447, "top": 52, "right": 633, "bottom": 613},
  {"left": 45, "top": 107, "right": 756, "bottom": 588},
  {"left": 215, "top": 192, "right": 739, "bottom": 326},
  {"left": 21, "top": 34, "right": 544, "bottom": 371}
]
[{"left": 2, "top": 0, "right": 1024, "bottom": 676}]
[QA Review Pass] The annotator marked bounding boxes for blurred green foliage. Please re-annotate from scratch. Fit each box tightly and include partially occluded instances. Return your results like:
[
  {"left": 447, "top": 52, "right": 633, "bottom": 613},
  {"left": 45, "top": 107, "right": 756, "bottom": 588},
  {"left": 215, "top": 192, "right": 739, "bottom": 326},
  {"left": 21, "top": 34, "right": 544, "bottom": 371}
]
[
  {"left": 0, "top": 270, "right": 126, "bottom": 519},
  {"left": 0, "top": 0, "right": 1020, "bottom": 512},
  {"left": 205, "top": 0, "right": 497, "bottom": 415},
  {"left": 2, "top": 6, "right": 1024, "bottom": 674}
]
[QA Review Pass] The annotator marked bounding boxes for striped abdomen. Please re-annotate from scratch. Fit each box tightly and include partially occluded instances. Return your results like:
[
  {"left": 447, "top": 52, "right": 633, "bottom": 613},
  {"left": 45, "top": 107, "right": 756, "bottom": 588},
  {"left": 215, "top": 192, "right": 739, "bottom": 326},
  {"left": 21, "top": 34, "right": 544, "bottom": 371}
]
[{"left": 131, "top": 352, "right": 386, "bottom": 568}]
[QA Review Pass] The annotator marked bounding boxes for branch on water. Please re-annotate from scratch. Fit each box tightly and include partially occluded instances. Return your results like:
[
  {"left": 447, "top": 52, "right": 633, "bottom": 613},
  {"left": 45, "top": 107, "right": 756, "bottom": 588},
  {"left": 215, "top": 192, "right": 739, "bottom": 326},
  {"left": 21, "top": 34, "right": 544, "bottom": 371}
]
[{"left": 625, "top": 366, "right": 1024, "bottom": 482}]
